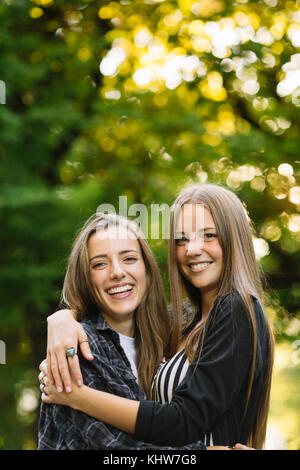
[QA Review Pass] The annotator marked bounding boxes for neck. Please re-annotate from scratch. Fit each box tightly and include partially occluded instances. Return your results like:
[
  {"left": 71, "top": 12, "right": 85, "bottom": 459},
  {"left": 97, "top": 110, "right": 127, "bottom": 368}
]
[
  {"left": 201, "top": 290, "right": 218, "bottom": 317},
  {"left": 101, "top": 312, "right": 135, "bottom": 337}
]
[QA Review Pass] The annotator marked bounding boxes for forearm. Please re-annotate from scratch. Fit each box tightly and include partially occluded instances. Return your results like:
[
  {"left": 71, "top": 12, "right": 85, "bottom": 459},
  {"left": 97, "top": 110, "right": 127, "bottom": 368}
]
[
  {"left": 72, "top": 385, "right": 139, "bottom": 434},
  {"left": 135, "top": 299, "right": 254, "bottom": 446},
  {"left": 70, "top": 394, "right": 207, "bottom": 450}
]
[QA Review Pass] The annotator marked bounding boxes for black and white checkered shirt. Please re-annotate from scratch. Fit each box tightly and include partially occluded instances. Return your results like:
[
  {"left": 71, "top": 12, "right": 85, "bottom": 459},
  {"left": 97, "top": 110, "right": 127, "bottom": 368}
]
[{"left": 38, "top": 311, "right": 205, "bottom": 450}]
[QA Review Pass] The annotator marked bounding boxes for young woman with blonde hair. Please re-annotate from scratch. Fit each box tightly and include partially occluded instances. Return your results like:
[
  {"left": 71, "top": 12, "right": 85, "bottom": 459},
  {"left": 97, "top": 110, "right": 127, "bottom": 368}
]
[{"left": 40, "top": 184, "right": 273, "bottom": 449}]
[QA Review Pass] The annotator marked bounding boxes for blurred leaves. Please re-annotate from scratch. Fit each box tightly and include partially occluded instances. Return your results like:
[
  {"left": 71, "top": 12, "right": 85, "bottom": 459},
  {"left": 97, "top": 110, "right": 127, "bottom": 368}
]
[{"left": 0, "top": 0, "right": 299, "bottom": 449}]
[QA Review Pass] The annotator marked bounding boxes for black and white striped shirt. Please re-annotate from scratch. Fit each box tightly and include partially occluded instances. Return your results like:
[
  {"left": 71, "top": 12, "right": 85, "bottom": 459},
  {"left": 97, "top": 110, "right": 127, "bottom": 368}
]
[
  {"left": 152, "top": 349, "right": 189, "bottom": 404},
  {"left": 151, "top": 301, "right": 200, "bottom": 405},
  {"left": 151, "top": 348, "right": 213, "bottom": 446}
]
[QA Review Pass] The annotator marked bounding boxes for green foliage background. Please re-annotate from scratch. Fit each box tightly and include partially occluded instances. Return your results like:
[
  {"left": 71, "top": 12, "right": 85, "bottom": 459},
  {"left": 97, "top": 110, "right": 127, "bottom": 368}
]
[{"left": 0, "top": 0, "right": 299, "bottom": 449}]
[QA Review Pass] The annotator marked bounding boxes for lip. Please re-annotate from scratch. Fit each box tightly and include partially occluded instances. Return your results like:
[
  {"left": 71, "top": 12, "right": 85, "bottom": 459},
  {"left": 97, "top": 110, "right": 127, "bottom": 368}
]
[
  {"left": 189, "top": 260, "right": 213, "bottom": 265},
  {"left": 106, "top": 283, "right": 135, "bottom": 300},
  {"left": 188, "top": 261, "right": 213, "bottom": 266},
  {"left": 106, "top": 282, "right": 134, "bottom": 292},
  {"left": 188, "top": 261, "right": 213, "bottom": 272}
]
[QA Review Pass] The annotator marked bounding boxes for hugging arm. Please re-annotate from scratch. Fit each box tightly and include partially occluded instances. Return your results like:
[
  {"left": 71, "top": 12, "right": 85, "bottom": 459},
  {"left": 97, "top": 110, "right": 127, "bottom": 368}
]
[
  {"left": 43, "top": 299, "right": 254, "bottom": 448},
  {"left": 46, "top": 309, "right": 93, "bottom": 391},
  {"left": 70, "top": 405, "right": 207, "bottom": 450},
  {"left": 41, "top": 359, "right": 206, "bottom": 450},
  {"left": 134, "top": 295, "right": 255, "bottom": 445},
  {"left": 72, "top": 299, "right": 252, "bottom": 446}
]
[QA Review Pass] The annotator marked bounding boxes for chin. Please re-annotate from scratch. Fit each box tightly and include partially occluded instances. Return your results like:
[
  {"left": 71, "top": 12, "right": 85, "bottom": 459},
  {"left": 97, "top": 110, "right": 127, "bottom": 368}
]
[
  {"left": 110, "top": 304, "right": 137, "bottom": 316},
  {"left": 190, "top": 278, "right": 216, "bottom": 291}
]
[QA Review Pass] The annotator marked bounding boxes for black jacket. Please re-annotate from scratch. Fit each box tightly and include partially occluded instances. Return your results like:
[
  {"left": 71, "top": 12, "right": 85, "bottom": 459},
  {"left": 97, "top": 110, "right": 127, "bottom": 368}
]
[{"left": 135, "top": 292, "right": 270, "bottom": 446}]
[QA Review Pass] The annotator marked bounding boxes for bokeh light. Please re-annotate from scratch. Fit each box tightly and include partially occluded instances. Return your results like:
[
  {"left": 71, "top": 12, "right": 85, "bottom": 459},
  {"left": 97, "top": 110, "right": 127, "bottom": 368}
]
[{"left": 1, "top": 0, "right": 300, "bottom": 451}]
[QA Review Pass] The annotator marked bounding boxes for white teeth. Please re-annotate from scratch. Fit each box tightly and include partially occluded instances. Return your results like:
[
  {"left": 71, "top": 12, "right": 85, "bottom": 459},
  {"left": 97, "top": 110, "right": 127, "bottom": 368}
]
[
  {"left": 190, "top": 262, "right": 211, "bottom": 271},
  {"left": 107, "top": 285, "right": 133, "bottom": 295}
]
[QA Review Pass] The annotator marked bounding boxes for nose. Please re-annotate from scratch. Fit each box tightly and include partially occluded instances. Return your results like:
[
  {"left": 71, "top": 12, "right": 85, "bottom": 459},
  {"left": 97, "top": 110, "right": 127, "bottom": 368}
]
[
  {"left": 110, "top": 260, "right": 125, "bottom": 279},
  {"left": 186, "top": 237, "right": 204, "bottom": 256}
]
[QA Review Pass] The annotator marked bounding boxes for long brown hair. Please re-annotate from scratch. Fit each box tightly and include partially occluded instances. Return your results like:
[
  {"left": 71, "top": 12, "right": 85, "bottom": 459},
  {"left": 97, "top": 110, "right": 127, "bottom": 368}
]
[
  {"left": 168, "top": 183, "right": 274, "bottom": 449},
  {"left": 61, "top": 213, "right": 170, "bottom": 398}
]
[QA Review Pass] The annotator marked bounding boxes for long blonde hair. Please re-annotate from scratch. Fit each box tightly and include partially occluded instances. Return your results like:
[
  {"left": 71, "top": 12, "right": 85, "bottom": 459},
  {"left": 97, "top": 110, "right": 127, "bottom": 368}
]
[
  {"left": 168, "top": 183, "right": 274, "bottom": 449},
  {"left": 61, "top": 213, "right": 170, "bottom": 398}
]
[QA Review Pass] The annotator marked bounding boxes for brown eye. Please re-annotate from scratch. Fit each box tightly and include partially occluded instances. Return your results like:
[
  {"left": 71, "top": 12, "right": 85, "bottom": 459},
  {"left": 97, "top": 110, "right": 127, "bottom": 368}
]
[
  {"left": 175, "top": 237, "right": 188, "bottom": 246},
  {"left": 92, "top": 262, "right": 106, "bottom": 269},
  {"left": 204, "top": 233, "right": 217, "bottom": 241}
]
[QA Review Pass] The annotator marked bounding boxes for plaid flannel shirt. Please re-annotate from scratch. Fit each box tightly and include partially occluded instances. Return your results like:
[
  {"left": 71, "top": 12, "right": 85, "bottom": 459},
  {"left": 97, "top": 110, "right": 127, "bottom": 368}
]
[{"left": 38, "top": 309, "right": 205, "bottom": 450}]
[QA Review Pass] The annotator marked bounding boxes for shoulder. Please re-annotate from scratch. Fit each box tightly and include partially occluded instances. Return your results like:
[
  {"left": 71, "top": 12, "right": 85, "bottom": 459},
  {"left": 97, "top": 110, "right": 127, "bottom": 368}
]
[
  {"left": 209, "top": 291, "right": 255, "bottom": 327},
  {"left": 80, "top": 319, "right": 97, "bottom": 335},
  {"left": 215, "top": 291, "right": 263, "bottom": 316},
  {"left": 212, "top": 291, "right": 248, "bottom": 320},
  {"left": 78, "top": 319, "right": 111, "bottom": 359},
  {"left": 80, "top": 320, "right": 100, "bottom": 343},
  {"left": 211, "top": 291, "right": 267, "bottom": 335}
]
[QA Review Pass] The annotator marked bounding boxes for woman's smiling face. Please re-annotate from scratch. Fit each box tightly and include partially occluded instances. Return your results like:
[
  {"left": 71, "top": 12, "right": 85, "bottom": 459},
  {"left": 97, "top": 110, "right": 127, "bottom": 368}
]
[
  {"left": 175, "top": 203, "right": 223, "bottom": 298},
  {"left": 88, "top": 225, "right": 147, "bottom": 331}
]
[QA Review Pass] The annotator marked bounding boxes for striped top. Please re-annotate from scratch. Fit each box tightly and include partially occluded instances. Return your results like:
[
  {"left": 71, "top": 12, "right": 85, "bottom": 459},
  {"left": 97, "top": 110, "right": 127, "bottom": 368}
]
[
  {"left": 151, "top": 302, "right": 197, "bottom": 404},
  {"left": 151, "top": 349, "right": 189, "bottom": 404},
  {"left": 151, "top": 302, "right": 213, "bottom": 445},
  {"left": 151, "top": 348, "right": 214, "bottom": 446}
]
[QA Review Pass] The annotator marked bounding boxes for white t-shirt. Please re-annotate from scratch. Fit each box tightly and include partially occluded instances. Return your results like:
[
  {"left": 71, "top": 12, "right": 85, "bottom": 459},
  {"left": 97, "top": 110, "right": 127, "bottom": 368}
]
[{"left": 118, "top": 333, "right": 138, "bottom": 380}]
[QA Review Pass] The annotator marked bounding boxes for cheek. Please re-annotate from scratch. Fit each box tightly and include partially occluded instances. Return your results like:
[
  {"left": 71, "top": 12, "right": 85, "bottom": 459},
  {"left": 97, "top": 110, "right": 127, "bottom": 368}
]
[
  {"left": 90, "top": 271, "right": 104, "bottom": 292},
  {"left": 129, "top": 262, "right": 147, "bottom": 295},
  {"left": 176, "top": 246, "right": 184, "bottom": 265},
  {"left": 212, "top": 243, "right": 223, "bottom": 265}
]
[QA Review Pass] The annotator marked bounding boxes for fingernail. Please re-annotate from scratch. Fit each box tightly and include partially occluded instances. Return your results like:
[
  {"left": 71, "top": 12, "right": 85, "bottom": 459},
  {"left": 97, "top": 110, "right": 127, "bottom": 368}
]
[
  {"left": 87, "top": 354, "right": 94, "bottom": 360},
  {"left": 77, "top": 380, "right": 83, "bottom": 387},
  {"left": 57, "top": 386, "right": 63, "bottom": 393},
  {"left": 66, "top": 386, "right": 72, "bottom": 393}
]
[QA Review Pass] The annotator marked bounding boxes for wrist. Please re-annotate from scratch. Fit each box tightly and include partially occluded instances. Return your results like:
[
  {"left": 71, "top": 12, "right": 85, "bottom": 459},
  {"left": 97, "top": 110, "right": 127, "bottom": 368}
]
[
  {"left": 47, "top": 309, "right": 75, "bottom": 324},
  {"left": 70, "top": 384, "right": 87, "bottom": 411}
]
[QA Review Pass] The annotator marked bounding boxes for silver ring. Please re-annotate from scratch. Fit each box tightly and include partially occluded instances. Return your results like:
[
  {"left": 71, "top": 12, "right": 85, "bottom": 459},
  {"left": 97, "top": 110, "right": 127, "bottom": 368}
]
[
  {"left": 79, "top": 339, "right": 89, "bottom": 345},
  {"left": 39, "top": 372, "right": 46, "bottom": 383}
]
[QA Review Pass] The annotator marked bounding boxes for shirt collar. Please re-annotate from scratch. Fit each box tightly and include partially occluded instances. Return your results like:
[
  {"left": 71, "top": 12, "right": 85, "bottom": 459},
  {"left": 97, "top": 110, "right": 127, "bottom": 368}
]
[{"left": 83, "top": 312, "right": 115, "bottom": 333}]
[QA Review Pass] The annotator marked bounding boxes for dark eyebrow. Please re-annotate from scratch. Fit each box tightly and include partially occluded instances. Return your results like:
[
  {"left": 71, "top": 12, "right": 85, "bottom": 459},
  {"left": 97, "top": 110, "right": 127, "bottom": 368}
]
[
  {"left": 89, "top": 249, "right": 139, "bottom": 262},
  {"left": 175, "top": 227, "right": 216, "bottom": 236}
]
